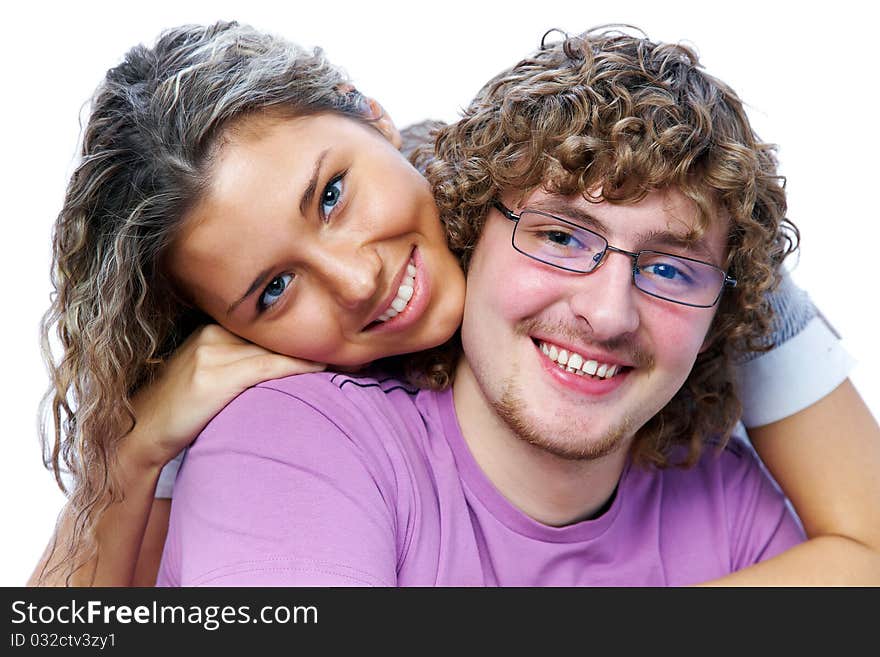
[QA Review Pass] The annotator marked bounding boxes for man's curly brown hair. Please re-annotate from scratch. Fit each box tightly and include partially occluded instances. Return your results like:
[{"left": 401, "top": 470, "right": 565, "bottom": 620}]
[{"left": 418, "top": 26, "right": 798, "bottom": 468}]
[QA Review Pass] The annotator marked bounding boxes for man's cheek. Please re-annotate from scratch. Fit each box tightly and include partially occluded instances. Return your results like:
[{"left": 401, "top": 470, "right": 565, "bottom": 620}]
[
  {"left": 499, "top": 266, "right": 562, "bottom": 319},
  {"left": 650, "top": 314, "right": 709, "bottom": 372}
]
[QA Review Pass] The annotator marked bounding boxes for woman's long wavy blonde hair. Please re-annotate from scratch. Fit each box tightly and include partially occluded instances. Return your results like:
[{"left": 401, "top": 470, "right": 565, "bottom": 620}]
[
  {"left": 421, "top": 27, "right": 799, "bottom": 468},
  {"left": 39, "top": 21, "right": 383, "bottom": 583}
]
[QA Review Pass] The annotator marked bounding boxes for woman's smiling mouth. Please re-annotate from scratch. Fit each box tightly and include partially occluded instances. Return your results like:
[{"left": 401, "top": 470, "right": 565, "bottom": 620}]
[
  {"left": 365, "top": 247, "right": 431, "bottom": 333},
  {"left": 375, "top": 258, "right": 416, "bottom": 323}
]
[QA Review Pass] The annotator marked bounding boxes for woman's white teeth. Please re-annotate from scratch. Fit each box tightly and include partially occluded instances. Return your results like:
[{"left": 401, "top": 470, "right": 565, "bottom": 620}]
[
  {"left": 538, "top": 341, "right": 621, "bottom": 379},
  {"left": 376, "top": 260, "right": 416, "bottom": 322}
]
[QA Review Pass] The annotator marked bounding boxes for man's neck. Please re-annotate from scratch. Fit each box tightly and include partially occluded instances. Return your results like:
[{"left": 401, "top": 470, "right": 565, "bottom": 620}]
[{"left": 451, "top": 359, "right": 629, "bottom": 527}]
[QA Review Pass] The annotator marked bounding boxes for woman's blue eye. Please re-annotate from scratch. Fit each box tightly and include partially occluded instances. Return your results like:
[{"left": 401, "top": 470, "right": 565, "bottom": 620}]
[
  {"left": 320, "top": 176, "right": 344, "bottom": 219},
  {"left": 259, "top": 273, "right": 294, "bottom": 310}
]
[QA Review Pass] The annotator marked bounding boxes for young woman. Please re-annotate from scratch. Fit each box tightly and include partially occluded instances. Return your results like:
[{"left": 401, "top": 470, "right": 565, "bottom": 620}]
[{"left": 30, "top": 22, "right": 880, "bottom": 586}]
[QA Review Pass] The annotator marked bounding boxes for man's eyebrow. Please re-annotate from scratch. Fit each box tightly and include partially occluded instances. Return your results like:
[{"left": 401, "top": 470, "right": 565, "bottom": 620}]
[
  {"left": 226, "top": 266, "right": 274, "bottom": 317},
  {"left": 299, "top": 149, "right": 330, "bottom": 217},
  {"left": 530, "top": 199, "right": 613, "bottom": 235},
  {"left": 632, "top": 228, "right": 715, "bottom": 262},
  {"left": 532, "top": 199, "right": 715, "bottom": 262}
]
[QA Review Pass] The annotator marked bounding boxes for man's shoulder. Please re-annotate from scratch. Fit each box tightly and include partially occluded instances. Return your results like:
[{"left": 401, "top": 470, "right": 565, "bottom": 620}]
[
  {"left": 698, "top": 435, "right": 767, "bottom": 485},
  {"left": 196, "top": 370, "right": 427, "bottom": 455},
  {"left": 624, "top": 435, "right": 786, "bottom": 532},
  {"left": 636, "top": 435, "right": 769, "bottom": 494},
  {"left": 251, "top": 370, "right": 421, "bottom": 407}
]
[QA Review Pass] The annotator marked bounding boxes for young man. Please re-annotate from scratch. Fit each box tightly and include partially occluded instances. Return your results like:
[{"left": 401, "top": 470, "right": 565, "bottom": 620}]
[{"left": 157, "top": 28, "right": 810, "bottom": 586}]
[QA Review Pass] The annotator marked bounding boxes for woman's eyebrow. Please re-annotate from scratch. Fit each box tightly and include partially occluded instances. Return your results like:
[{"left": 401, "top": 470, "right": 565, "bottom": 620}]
[
  {"left": 299, "top": 149, "right": 330, "bottom": 216},
  {"left": 227, "top": 266, "right": 273, "bottom": 317},
  {"left": 225, "top": 148, "right": 333, "bottom": 317}
]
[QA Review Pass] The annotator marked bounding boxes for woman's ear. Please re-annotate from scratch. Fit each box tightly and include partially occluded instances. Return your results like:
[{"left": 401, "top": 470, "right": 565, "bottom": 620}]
[{"left": 365, "top": 97, "right": 402, "bottom": 149}]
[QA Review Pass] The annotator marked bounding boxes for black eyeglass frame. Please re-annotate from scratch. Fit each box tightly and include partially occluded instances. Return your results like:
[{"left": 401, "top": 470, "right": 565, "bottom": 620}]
[{"left": 494, "top": 201, "right": 737, "bottom": 309}]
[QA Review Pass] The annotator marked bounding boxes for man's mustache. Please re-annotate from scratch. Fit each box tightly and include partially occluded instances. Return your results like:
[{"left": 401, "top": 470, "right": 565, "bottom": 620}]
[{"left": 516, "top": 318, "right": 655, "bottom": 369}]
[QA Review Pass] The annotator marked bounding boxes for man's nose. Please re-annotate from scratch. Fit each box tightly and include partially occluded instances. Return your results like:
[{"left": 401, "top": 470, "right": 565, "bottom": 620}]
[
  {"left": 568, "top": 250, "right": 640, "bottom": 340},
  {"left": 317, "top": 245, "right": 383, "bottom": 309}
]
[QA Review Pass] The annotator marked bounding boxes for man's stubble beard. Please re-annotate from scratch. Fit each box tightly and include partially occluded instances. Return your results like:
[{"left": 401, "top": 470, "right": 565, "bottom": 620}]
[
  {"left": 491, "top": 374, "right": 636, "bottom": 462},
  {"left": 483, "top": 318, "right": 651, "bottom": 461}
]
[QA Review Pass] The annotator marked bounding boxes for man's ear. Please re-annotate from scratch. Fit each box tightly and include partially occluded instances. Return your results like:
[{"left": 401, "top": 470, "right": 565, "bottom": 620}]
[{"left": 364, "top": 97, "right": 402, "bottom": 149}]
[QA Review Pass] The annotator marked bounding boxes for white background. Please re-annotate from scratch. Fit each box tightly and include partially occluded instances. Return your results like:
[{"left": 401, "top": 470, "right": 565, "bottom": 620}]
[{"left": 1, "top": 0, "right": 876, "bottom": 585}]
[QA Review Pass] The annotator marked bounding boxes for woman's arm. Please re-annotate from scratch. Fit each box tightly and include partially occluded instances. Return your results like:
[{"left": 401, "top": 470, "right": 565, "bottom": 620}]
[
  {"left": 705, "top": 378, "right": 880, "bottom": 585},
  {"left": 28, "top": 432, "right": 165, "bottom": 586},
  {"left": 700, "top": 271, "right": 880, "bottom": 585},
  {"left": 29, "top": 325, "right": 324, "bottom": 586}
]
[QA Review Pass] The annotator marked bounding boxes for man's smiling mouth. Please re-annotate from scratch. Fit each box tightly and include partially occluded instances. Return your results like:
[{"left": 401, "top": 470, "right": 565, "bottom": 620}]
[{"left": 535, "top": 339, "right": 631, "bottom": 379}]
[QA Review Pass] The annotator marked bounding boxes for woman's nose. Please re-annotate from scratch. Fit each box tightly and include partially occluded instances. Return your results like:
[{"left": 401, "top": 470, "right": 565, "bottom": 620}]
[{"left": 320, "top": 245, "right": 383, "bottom": 309}]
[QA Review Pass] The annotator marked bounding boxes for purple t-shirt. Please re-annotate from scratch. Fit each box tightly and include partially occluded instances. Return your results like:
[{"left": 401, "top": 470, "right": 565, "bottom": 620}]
[{"left": 157, "top": 372, "right": 804, "bottom": 586}]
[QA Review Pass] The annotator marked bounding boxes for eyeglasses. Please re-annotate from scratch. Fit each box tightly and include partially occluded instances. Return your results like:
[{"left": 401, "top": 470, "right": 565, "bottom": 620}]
[{"left": 494, "top": 202, "right": 737, "bottom": 308}]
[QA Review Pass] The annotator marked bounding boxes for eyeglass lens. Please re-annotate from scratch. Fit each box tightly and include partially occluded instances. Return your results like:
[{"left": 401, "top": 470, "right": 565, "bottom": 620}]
[{"left": 514, "top": 210, "right": 725, "bottom": 307}]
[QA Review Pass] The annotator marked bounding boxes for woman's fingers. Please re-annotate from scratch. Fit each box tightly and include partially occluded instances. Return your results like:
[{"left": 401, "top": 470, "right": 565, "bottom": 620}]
[
  {"left": 128, "top": 325, "right": 324, "bottom": 461},
  {"left": 218, "top": 353, "right": 325, "bottom": 392},
  {"left": 190, "top": 323, "right": 250, "bottom": 346},
  {"left": 190, "top": 342, "right": 271, "bottom": 369}
]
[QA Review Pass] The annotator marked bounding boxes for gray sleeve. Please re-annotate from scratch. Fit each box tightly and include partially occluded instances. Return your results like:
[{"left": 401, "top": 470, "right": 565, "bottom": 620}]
[
  {"left": 154, "top": 451, "right": 184, "bottom": 499},
  {"left": 740, "top": 269, "right": 822, "bottom": 361},
  {"left": 399, "top": 119, "right": 446, "bottom": 174},
  {"left": 735, "top": 270, "right": 854, "bottom": 427}
]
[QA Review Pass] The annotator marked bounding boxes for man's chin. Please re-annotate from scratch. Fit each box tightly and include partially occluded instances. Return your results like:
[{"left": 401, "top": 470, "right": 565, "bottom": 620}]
[{"left": 494, "top": 386, "right": 634, "bottom": 462}]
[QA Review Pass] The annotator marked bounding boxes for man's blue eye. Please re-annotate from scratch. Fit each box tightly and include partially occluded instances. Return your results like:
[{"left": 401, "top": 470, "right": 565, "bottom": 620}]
[
  {"left": 543, "top": 230, "right": 583, "bottom": 249},
  {"left": 259, "top": 273, "right": 294, "bottom": 310},
  {"left": 320, "top": 176, "right": 343, "bottom": 219},
  {"left": 652, "top": 264, "right": 676, "bottom": 279},
  {"left": 643, "top": 263, "right": 690, "bottom": 282}
]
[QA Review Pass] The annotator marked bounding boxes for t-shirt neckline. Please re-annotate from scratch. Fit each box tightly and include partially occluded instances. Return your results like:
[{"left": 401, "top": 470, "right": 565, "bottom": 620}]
[{"left": 432, "top": 386, "right": 629, "bottom": 544}]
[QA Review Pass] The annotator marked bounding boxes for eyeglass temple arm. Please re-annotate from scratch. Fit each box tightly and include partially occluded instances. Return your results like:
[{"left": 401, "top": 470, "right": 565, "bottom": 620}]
[
  {"left": 494, "top": 202, "right": 519, "bottom": 222},
  {"left": 724, "top": 275, "right": 737, "bottom": 288}
]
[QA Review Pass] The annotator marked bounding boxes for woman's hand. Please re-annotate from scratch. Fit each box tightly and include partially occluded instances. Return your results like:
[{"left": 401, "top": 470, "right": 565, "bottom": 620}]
[{"left": 126, "top": 324, "right": 325, "bottom": 470}]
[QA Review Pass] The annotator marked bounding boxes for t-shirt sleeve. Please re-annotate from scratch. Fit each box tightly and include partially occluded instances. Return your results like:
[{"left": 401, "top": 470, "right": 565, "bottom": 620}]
[
  {"left": 721, "top": 441, "right": 806, "bottom": 571},
  {"left": 735, "top": 270, "right": 855, "bottom": 427},
  {"left": 157, "top": 385, "right": 399, "bottom": 587}
]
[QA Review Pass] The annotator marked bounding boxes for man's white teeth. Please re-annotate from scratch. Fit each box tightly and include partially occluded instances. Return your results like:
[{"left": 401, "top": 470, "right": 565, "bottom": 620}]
[
  {"left": 376, "top": 259, "right": 416, "bottom": 323},
  {"left": 538, "top": 341, "right": 621, "bottom": 379}
]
